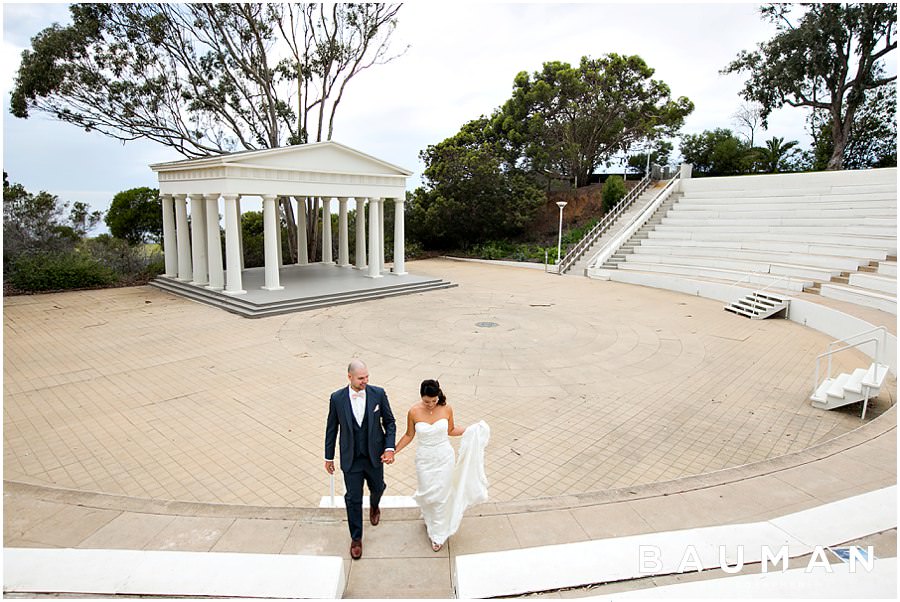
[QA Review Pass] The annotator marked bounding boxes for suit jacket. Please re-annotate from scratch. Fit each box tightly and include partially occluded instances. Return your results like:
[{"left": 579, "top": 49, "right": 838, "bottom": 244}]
[{"left": 325, "top": 384, "right": 397, "bottom": 472}]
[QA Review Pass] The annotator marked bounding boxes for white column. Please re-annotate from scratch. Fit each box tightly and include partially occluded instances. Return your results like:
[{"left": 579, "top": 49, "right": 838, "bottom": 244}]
[
  {"left": 160, "top": 193, "right": 177, "bottom": 277},
  {"left": 205, "top": 194, "right": 224, "bottom": 290},
  {"left": 377, "top": 198, "right": 385, "bottom": 274},
  {"left": 189, "top": 195, "right": 208, "bottom": 285},
  {"left": 236, "top": 197, "right": 245, "bottom": 269},
  {"left": 174, "top": 194, "right": 192, "bottom": 282},
  {"left": 392, "top": 197, "right": 407, "bottom": 275},
  {"left": 367, "top": 197, "right": 381, "bottom": 278},
  {"left": 321, "top": 196, "right": 334, "bottom": 264},
  {"left": 295, "top": 196, "right": 309, "bottom": 264},
  {"left": 276, "top": 198, "right": 284, "bottom": 268},
  {"left": 262, "top": 194, "right": 284, "bottom": 291},
  {"left": 355, "top": 197, "right": 367, "bottom": 269},
  {"left": 337, "top": 197, "right": 350, "bottom": 267},
  {"left": 222, "top": 194, "right": 245, "bottom": 295}
]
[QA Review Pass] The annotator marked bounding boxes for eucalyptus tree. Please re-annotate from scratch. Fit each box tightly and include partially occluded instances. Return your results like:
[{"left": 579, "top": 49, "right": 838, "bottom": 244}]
[
  {"left": 723, "top": 3, "right": 896, "bottom": 170},
  {"left": 11, "top": 3, "right": 405, "bottom": 260},
  {"left": 490, "top": 54, "right": 693, "bottom": 188},
  {"left": 808, "top": 83, "right": 897, "bottom": 171}
]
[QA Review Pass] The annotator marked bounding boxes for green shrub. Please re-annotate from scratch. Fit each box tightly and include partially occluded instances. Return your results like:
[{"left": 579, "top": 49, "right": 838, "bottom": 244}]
[
  {"left": 602, "top": 176, "right": 626, "bottom": 213},
  {"left": 83, "top": 234, "right": 160, "bottom": 277},
  {"left": 8, "top": 252, "right": 116, "bottom": 292}
]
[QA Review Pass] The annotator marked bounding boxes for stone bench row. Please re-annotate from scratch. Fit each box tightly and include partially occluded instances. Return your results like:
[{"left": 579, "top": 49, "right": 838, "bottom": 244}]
[
  {"left": 632, "top": 245, "right": 867, "bottom": 273},
  {"left": 668, "top": 207, "right": 896, "bottom": 219},
  {"left": 648, "top": 230, "right": 896, "bottom": 255}
]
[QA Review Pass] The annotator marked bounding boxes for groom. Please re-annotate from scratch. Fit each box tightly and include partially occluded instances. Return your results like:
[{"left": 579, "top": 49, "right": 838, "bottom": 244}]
[{"left": 324, "top": 359, "right": 396, "bottom": 559}]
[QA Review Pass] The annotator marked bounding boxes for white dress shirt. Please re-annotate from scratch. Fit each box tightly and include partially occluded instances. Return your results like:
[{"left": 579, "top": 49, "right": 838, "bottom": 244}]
[{"left": 349, "top": 385, "right": 366, "bottom": 427}]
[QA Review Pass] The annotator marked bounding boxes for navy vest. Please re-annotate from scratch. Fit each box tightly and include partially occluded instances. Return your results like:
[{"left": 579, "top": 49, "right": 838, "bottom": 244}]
[{"left": 352, "top": 407, "right": 369, "bottom": 459}]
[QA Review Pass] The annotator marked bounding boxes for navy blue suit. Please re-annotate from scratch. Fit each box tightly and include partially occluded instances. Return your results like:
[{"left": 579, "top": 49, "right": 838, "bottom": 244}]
[{"left": 325, "top": 385, "right": 396, "bottom": 540}]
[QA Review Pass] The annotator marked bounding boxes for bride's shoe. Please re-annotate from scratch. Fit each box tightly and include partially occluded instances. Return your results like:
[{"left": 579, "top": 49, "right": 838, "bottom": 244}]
[{"left": 431, "top": 540, "right": 442, "bottom": 552}]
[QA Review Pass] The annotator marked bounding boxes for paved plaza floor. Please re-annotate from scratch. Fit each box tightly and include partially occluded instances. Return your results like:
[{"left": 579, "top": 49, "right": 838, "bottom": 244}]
[
  {"left": 3, "top": 258, "right": 897, "bottom": 597},
  {"left": 4, "top": 258, "right": 892, "bottom": 507}
]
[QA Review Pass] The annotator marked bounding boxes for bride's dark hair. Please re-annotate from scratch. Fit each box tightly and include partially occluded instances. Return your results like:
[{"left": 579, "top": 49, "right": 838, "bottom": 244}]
[{"left": 420, "top": 379, "right": 447, "bottom": 405}]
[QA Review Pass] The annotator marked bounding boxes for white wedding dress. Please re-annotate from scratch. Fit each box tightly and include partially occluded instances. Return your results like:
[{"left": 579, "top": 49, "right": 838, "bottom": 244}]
[{"left": 412, "top": 418, "right": 490, "bottom": 545}]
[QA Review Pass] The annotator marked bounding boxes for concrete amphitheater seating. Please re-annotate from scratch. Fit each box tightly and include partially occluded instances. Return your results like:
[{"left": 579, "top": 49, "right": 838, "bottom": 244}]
[{"left": 596, "top": 168, "right": 897, "bottom": 314}]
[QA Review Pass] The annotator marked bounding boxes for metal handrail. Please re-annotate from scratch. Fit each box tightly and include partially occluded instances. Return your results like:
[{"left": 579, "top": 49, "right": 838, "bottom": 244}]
[
  {"left": 586, "top": 172, "right": 682, "bottom": 271},
  {"left": 556, "top": 172, "right": 653, "bottom": 274},
  {"left": 824, "top": 326, "right": 887, "bottom": 384},
  {"left": 826, "top": 326, "right": 887, "bottom": 352},
  {"left": 727, "top": 271, "right": 793, "bottom": 294},
  {"left": 758, "top": 274, "right": 792, "bottom": 294},
  {"left": 813, "top": 336, "right": 883, "bottom": 420},
  {"left": 812, "top": 327, "right": 887, "bottom": 420}
]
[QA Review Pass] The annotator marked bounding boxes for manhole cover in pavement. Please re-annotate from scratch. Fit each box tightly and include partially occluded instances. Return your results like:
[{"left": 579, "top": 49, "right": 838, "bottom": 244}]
[{"left": 475, "top": 322, "right": 499, "bottom": 328}]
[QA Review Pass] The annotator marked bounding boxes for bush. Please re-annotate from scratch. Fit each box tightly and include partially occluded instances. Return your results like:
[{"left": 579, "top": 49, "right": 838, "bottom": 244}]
[
  {"left": 83, "top": 234, "right": 159, "bottom": 277},
  {"left": 470, "top": 240, "right": 555, "bottom": 263},
  {"left": 602, "top": 176, "right": 626, "bottom": 213},
  {"left": 8, "top": 252, "right": 116, "bottom": 292}
]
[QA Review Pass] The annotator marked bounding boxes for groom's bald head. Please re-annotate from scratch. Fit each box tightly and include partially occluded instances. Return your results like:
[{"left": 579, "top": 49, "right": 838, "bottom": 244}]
[{"left": 347, "top": 359, "right": 369, "bottom": 391}]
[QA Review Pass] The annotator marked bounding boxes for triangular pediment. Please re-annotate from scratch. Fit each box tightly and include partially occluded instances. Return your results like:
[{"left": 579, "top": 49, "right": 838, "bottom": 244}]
[
  {"left": 151, "top": 141, "right": 411, "bottom": 177},
  {"left": 228, "top": 142, "right": 411, "bottom": 176}
]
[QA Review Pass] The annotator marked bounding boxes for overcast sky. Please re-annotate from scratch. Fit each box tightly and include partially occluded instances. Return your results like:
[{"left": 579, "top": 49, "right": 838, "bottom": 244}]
[{"left": 3, "top": 2, "right": 891, "bottom": 226}]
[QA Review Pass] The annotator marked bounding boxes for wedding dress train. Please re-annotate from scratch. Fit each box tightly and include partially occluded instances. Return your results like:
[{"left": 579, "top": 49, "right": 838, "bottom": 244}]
[{"left": 412, "top": 418, "right": 490, "bottom": 546}]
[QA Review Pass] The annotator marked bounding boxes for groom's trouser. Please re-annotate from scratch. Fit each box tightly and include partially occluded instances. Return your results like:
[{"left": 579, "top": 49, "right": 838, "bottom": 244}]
[{"left": 343, "top": 456, "right": 386, "bottom": 540}]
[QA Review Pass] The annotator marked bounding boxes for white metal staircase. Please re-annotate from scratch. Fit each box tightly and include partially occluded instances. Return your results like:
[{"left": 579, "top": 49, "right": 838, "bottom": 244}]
[
  {"left": 809, "top": 327, "right": 891, "bottom": 420},
  {"left": 724, "top": 291, "right": 790, "bottom": 319}
]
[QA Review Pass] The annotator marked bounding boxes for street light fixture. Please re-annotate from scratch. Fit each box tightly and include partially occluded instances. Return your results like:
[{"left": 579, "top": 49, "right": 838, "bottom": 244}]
[{"left": 556, "top": 201, "right": 567, "bottom": 268}]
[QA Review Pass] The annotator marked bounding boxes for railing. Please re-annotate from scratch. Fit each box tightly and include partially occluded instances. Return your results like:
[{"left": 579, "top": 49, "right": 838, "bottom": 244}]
[
  {"left": 728, "top": 271, "right": 793, "bottom": 292},
  {"left": 812, "top": 326, "right": 887, "bottom": 420},
  {"left": 586, "top": 171, "right": 682, "bottom": 271},
  {"left": 555, "top": 172, "right": 653, "bottom": 275}
]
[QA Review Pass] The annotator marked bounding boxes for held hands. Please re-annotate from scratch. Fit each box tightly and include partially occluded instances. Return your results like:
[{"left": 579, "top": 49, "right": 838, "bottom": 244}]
[{"left": 381, "top": 450, "right": 395, "bottom": 464}]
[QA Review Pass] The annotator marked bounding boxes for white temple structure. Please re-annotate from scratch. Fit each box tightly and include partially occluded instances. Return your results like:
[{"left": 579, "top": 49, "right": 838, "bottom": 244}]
[{"left": 149, "top": 142, "right": 452, "bottom": 317}]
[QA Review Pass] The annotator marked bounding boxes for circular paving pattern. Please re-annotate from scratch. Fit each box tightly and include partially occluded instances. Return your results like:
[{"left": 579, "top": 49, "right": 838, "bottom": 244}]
[{"left": 3, "top": 259, "right": 892, "bottom": 507}]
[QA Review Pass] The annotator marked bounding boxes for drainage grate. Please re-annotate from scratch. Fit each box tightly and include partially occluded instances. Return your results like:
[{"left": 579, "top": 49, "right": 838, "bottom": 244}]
[{"left": 475, "top": 321, "right": 499, "bottom": 328}]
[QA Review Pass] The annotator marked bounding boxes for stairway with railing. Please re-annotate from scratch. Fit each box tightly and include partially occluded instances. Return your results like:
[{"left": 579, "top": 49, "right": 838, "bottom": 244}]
[
  {"left": 586, "top": 168, "right": 897, "bottom": 314},
  {"left": 555, "top": 173, "right": 653, "bottom": 275},
  {"left": 810, "top": 327, "right": 891, "bottom": 420}
]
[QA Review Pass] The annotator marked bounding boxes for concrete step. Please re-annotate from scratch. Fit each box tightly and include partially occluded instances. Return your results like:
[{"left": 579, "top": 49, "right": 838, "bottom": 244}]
[
  {"left": 648, "top": 230, "right": 895, "bottom": 253},
  {"left": 150, "top": 276, "right": 457, "bottom": 318},
  {"left": 819, "top": 283, "right": 897, "bottom": 315},
  {"left": 676, "top": 200, "right": 896, "bottom": 213},
  {"left": 641, "top": 237, "right": 891, "bottom": 261},
  {"left": 663, "top": 211, "right": 897, "bottom": 229},
  {"left": 632, "top": 244, "right": 865, "bottom": 272},
  {"left": 877, "top": 261, "right": 897, "bottom": 277},
  {"left": 849, "top": 273, "right": 897, "bottom": 295},
  {"left": 621, "top": 253, "right": 838, "bottom": 281},
  {"left": 616, "top": 262, "right": 810, "bottom": 291}
]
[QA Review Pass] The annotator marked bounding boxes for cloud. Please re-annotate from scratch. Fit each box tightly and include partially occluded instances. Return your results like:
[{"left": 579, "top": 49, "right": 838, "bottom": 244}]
[{"left": 2, "top": 3, "right": 894, "bottom": 216}]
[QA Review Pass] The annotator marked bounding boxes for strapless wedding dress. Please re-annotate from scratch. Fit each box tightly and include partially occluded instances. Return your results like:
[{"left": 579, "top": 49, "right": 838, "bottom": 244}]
[{"left": 413, "top": 418, "right": 490, "bottom": 545}]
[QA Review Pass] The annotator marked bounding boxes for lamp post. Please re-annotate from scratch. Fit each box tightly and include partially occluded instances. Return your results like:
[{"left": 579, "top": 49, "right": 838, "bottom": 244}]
[{"left": 556, "top": 201, "right": 567, "bottom": 267}]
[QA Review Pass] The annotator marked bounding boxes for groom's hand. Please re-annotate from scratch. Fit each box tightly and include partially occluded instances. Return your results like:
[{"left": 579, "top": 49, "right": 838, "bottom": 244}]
[
  {"left": 381, "top": 450, "right": 395, "bottom": 464},
  {"left": 324, "top": 460, "right": 335, "bottom": 474}
]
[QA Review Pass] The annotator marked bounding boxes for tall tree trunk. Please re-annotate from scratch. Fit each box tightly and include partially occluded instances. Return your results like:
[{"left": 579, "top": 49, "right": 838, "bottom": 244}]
[
  {"left": 279, "top": 197, "right": 297, "bottom": 263},
  {"left": 827, "top": 121, "right": 848, "bottom": 170},
  {"left": 307, "top": 197, "right": 320, "bottom": 261}
]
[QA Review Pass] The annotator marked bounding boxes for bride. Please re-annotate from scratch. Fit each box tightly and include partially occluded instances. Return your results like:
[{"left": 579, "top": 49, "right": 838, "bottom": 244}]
[{"left": 392, "top": 379, "right": 489, "bottom": 551}]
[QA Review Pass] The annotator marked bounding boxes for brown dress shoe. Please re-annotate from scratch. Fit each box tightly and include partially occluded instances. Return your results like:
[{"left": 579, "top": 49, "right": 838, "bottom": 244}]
[
  {"left": 370, "top": 506, "right": 381, "bottom": 526},
  {"left": 350, "top": 539, "right": 362, "bottom": 559}
]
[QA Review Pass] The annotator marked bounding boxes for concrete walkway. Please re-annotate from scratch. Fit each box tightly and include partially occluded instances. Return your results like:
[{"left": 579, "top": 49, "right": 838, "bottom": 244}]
[{"left": 4, "top": 258, "right": 896, "bottom": 597}]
